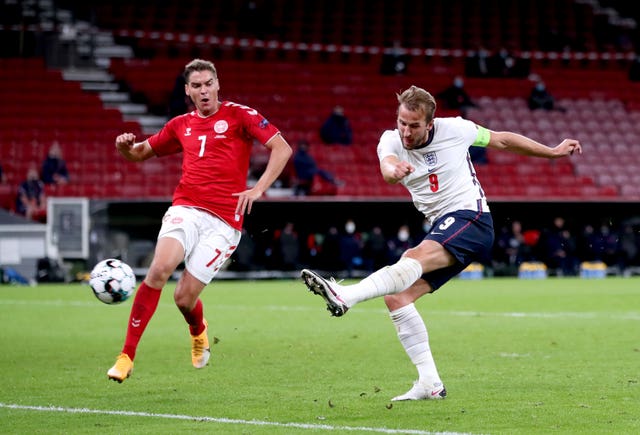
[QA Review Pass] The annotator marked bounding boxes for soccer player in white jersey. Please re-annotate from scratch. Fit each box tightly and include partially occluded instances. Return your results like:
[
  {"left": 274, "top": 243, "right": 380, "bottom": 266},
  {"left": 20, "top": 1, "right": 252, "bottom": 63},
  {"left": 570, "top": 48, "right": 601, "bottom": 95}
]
[
  {"left": 107, "top": 59, "right": 292, "bottom": 383},
  {"left": 301, "top": 85, "right": 581, "bottom": 401}
]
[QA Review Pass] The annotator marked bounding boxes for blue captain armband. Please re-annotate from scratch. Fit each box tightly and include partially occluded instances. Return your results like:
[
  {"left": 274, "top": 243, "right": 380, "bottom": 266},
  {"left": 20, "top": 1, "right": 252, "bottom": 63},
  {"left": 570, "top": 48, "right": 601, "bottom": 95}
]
[{"left": 472, "top": 125, "right": 490, "bottom": 147}]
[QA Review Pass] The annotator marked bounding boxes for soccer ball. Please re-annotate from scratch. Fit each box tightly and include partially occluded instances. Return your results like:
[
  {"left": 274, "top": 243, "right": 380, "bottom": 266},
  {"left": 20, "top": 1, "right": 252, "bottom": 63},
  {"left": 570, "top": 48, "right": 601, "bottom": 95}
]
[{"left": 89, "top": 259, "right": 136, "bottom": 305}]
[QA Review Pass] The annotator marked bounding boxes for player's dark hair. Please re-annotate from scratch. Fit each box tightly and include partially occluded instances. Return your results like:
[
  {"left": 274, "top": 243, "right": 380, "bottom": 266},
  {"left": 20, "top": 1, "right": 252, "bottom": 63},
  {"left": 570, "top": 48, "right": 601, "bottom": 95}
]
[
  {"left": 183, "top": 59, "right": 217, "bottom": 83},
  {"left": 397, "top": 85, "right": 436, "bottom": 123}
]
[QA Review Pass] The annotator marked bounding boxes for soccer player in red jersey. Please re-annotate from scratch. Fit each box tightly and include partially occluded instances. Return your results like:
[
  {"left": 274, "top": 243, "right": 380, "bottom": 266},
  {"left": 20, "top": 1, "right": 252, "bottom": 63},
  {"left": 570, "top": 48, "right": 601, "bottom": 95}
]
[{"left": 107, "top": 59, "right": 292, "bottom": 382}]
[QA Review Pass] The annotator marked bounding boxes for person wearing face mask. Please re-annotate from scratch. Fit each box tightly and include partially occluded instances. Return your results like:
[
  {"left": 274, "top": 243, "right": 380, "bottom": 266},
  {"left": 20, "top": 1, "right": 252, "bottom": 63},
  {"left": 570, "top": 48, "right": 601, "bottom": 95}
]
[
  {"left": 435, "top": 75, "right": 479, "bottom": 117},
  {"left": 300, "top": 85, "right": 582, "bottom": 402},
  {"left": 527, "top": 79, "right": 566, "bottom": 112},
  {"left": 388, "top": 224, "right": 414, "bottom": 263},
  {"left": 338, "top": 219, "right": 364, "bottom": 277}
]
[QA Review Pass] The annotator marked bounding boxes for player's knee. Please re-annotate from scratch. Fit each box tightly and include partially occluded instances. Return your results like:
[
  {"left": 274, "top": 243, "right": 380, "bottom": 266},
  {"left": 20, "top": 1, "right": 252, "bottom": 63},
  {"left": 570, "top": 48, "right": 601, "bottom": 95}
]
[
  {"left": 406, "top": 241, "right": 455, "bottom": 270},
  {"left": 384, "top": 293, "right": 409, "bottom": 311},
  {"left": 146, "top": 262, "right": 174, "bottom": 287},
  {"left": 173, "top": 291, "right": 194, "bottom": 313}
]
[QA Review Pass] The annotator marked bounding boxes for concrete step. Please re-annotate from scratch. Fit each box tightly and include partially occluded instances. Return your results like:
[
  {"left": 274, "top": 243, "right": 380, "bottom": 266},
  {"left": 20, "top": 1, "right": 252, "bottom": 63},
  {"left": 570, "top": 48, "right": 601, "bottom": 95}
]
[
  {"left": 81, "top": 82, "right": 120, "bottom": 92},
  {"left": 62, "top": 68, "right": 113, "bottom": 82},
  {"left": 99, "top": 91, "right": 130, "bottom": 103},
  {"left": 118, "top": 103, "right": 149, "bottom": 115}
]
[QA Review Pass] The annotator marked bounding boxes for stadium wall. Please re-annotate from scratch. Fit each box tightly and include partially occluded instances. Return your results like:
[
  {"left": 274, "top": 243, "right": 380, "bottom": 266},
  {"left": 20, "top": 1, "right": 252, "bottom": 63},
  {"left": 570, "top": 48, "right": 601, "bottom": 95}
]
[{"left": 92, "top": 198, "right": 640, "bottom": 275}]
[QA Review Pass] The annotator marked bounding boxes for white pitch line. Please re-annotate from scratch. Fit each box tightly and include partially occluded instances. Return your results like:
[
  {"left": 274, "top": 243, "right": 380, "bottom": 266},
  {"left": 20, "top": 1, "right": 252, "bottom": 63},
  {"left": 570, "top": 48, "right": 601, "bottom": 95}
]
[
  {"left": 0, "top": 403, "right": 481, "bottom": 435},
  {"left": 0, "top": 299, "right": 639, "bottom": 320}
]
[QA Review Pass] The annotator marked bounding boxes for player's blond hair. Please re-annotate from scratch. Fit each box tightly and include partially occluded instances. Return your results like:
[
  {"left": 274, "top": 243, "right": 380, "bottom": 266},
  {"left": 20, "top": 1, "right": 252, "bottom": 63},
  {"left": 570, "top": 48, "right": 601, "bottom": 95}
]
[
  {"left": 183, "top": 59, "right": 218, "bottom": 83},
  {"left": 397, "top": 85, "right": 437, "bottom": 123}
]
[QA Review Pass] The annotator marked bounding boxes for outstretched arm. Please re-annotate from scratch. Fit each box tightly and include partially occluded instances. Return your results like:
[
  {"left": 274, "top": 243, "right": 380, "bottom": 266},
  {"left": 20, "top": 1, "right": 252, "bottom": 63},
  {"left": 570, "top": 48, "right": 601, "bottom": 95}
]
[
  {"left": 486, "top": 131, "right": 581, "bottom": 159},
  {"left": 115, "top": 133, "right": 156, "bottom": 162}
]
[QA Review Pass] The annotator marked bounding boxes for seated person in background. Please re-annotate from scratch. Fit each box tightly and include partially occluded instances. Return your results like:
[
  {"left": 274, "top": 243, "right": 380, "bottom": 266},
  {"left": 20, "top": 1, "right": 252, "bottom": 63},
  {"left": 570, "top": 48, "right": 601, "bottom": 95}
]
[
  {"left": 380, "top": 40, "right": 410, "bottom": 75},
  {"left": 293, "top": 140, "right": 342, "bottom": 196},
  {"left": 16, "top": 166, "right": 47, "bottom": 222},
  {"left": 527, "top": 80, "right": 566, "bottom": 112},
  {"left": 41, "top": 142, "right": 69, "bottom": 184},
  {"left": 436, "top": 76, "right": 479, "bottom": 117},
  {"left": 320, "top": 105, "right": 353, "bottom": 145},
  {"left": 464, "top": 45, "right": 491, "bottom": 77}
]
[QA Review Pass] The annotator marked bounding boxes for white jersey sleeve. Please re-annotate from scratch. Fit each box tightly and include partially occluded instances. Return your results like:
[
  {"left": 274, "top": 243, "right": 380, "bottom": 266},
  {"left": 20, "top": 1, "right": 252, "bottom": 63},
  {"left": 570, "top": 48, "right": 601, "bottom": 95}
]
[{"left": 376, "top": 117, "right": 490, "bottom": 224}]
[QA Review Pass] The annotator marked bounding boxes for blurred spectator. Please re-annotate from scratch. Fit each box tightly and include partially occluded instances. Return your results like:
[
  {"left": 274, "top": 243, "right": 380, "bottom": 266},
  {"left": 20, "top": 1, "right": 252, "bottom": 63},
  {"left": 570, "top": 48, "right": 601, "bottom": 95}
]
[
  {"left": 577, "top": 224, "right": 600, "bottom": 262},
  {"left": 292, "top": 140, "right": 342, "bottom": 196},
  {"left": 493, "top": 220, "right": 528, "bottom": 275},
  {"left": 319, "top": 105, "right": 353, "bottom": 145},
  {"left": 618, "top": 223, "right": 639, "bottom": 272},
  {"left": 380, "top": 40, "right": 409, "bottom": 75},
  {"left": 318, "top": 225, "right": 342, "bottom": 271},
  {"left": 304, "top": 232, "right": 323, "bottom": 268},
  {"left": 362, "top": 225, "right": 389, "bottom": 271},
  {"left": 527, "top": 80, "right": 565, "bottom": 112},
  {"left": 593, "top": 224, "right": 620, "bottom": 267},
  {"left": 387, "top": 224, "right": 414, "bottom": 264},
  {"left": 229, "top": 228, "right": 256, "bottom": 271},
  {"left": 436, "top": 76, "right": 480, "bottom": 117},
  {"left": 16, "top": 166, "right": 47, "bottom": 222},
  {"left": 339, "top": 219, "right": 364, "bottom": 276},
  {"left": 539, "top": 217, "right": 578, "bottom": 276},
  {"left": 489, "top": 47, "right": 529, "bottom": 78},
  {"left": 522, "top": 227, "right": 541, "bottom": 256},
  {"left": 465, "top": 46, "right": 491, "bottom": 77},
  {"left": 41, "top": 142, "right": 69, "bottom": 185},
  {"left": 274, "top": 221, "right": 300, "bottom": 271},
  {"left": 490, "top": 47, "right": 517, "bottom": 77}
]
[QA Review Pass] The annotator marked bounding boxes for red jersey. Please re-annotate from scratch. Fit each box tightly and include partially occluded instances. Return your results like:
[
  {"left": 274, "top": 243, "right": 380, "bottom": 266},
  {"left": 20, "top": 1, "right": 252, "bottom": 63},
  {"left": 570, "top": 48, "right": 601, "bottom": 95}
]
[{"left": 147, "top": 101, "right": 280, "bottom": 230}]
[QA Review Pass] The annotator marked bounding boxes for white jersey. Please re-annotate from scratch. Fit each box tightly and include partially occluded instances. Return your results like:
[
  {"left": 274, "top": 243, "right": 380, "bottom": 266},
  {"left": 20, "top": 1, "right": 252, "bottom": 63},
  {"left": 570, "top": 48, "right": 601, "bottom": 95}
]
[{"left": 377, "top": 116, "right": 490, "bottom": 224}]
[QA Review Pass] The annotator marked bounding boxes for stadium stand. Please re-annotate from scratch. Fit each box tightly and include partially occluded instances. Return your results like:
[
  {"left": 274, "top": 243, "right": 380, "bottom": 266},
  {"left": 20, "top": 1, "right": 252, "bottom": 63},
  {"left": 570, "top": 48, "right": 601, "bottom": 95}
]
[
  {"left": 0, "top": 57, "right": 152, "bottom": 204},
  {"left": 58, "top": 0, "right": 634, "bottom": 53},
  {"left": 104, "top": 57, "right": 640, "bottom": 200},
  {"left": 2, "top": 0, "right": 640, "bottom": 205}
]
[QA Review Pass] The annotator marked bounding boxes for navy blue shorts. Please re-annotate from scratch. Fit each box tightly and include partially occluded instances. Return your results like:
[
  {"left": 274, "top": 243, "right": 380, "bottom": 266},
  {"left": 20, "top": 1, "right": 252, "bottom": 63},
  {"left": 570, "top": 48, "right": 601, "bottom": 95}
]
[{"left": 421, "top": 210, "right": 494, "bottom": 291}]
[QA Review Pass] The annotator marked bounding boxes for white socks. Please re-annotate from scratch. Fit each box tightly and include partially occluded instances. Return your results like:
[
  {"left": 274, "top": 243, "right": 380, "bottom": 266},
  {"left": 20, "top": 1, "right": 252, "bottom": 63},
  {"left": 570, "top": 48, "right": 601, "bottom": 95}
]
[
  {"left": 340, "top": 257, "right": 423, "bottom": 307},
  {"left": 390, "top": 303, "right": 441, "bottom": 386}
]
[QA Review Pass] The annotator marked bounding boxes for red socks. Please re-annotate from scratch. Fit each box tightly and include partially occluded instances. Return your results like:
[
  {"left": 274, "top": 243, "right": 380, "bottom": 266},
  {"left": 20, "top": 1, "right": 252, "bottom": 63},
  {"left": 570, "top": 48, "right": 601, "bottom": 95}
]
[
  {"left": 121, "top": 282, "right": 162, "bottom": 361},
  {"left": 183, "top": 298, "right": 205, "bottom": 336}
]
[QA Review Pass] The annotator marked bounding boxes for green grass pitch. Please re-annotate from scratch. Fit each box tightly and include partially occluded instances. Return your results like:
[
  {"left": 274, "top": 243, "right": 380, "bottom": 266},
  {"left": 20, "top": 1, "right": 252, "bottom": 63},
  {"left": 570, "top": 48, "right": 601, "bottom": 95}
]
[{"left": 1, "top": 277, "right": 638, "bottom": 434}]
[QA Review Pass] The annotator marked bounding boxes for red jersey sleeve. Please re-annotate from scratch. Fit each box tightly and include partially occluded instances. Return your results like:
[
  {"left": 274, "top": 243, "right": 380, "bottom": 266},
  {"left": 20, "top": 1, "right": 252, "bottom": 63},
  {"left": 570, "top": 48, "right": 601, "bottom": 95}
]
[
  {"left": 229, "top": 101, "right": 280, "bottom": 145},
  {"left": 147, "top": 114, "right": 186, "bottom": 156}
]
